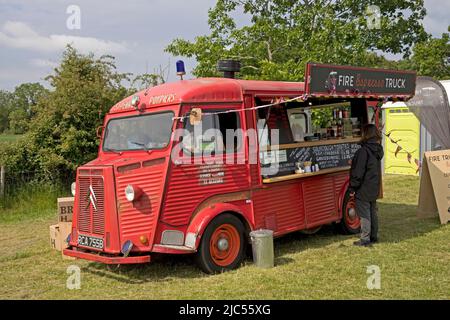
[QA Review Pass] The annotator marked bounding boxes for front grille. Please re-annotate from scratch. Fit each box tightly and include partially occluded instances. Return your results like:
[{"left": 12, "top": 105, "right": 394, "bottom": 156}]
[{"left": 78, "top": 173, "right": 105, "bottom": 235}]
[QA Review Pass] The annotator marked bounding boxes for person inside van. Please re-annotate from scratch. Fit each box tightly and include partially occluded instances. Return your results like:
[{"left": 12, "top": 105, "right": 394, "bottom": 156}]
[{"left": 349, "top": 124, "right": 384, "bottom": 247}]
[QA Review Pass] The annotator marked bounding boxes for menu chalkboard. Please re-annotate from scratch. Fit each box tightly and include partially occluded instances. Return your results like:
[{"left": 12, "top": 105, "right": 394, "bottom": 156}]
[{"left": 261, "top": 142, "right": 361, "bottom": 178}]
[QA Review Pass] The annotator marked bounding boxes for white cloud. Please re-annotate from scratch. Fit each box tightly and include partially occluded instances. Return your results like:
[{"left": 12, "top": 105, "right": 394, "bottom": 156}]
[
  {"left": 423, "top": 0, "right": 450, "bottom": 36},
  {"left": 30, "top": 58, "right": 58, "bottom": 68},
  {"left": 0, "top": 21, "right": 129, "bottom": 55}
]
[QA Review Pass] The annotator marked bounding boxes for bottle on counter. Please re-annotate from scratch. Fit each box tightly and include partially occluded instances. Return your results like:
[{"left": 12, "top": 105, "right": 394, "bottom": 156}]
[
  {"left": 337, "top": 109, "right": 344, "bottom": 138},
  {"left": 327, "top": 120, "right": 332, "bottom": 139},
  {"left": 331, "top": 110, "right": 338, "bottom": 138},
  {"left": 343, "top": 108, "right": 350, "bottom": 119},
  {"left": 304, "top": 161, "right": 312, "bottom": 173}
]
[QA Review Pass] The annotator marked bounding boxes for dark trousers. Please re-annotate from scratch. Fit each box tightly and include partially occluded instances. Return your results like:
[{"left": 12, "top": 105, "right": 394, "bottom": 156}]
[{"left": 355, "top": 198, "right": 378, "bottom": 242}]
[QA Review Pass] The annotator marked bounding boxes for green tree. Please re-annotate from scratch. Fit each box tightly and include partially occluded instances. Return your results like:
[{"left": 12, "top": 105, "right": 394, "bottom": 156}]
[
  {"left": 166, "top": 0, "right": 428, "bottom": 80},
  {"left": 0, "top": 46, "right": 131, "bottom": 179},
  {"left": 8, "top": 109, "right": 29, "bottom": 134},
  {"left": 405, "top": 30, "right": 450, "bottom": 79},
  {"left": 0, "top": 90, "right": 13, "bottom": 133},
  {"left": 8, "top": 83, "right": 48, "bottom": 134}
]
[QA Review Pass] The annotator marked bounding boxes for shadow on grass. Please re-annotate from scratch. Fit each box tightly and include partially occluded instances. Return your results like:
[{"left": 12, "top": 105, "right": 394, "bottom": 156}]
[
  {"left": 83, "top": 202, "right": 441, "bottom": 282},
  {"left": 83, "top": 254, "right": 204, "bottom": 284},
  {"left": 376, "top": 202, "right": 440, "bottom": 243},
  {"left": 274, "top": 202, "right": 441, "bottom": 257}
]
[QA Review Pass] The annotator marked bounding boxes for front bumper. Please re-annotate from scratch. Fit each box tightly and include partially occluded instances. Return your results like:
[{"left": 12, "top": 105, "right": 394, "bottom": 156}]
[{"left": 63, "top": 248, "right": 151, "bottom": 264}]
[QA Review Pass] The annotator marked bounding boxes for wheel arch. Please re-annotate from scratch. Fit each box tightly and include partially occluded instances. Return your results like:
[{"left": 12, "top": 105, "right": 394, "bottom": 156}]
[
  {"left": 338, "top": 178, "right": 350, "bottom": 218},
  {"left": 184, "top": 203, "right": 253, "bottom": 250}
]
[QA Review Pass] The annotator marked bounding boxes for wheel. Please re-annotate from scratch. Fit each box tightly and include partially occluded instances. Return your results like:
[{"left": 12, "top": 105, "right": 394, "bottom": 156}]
[
  {"left": 300, "top": 226, "right": 322, "bottom": 235},
  {"left": 336, "top": 190, "right": 361, "bottom": 234},
  {"left": 196, "top": 213, "right": 246, "bottom": 274}
]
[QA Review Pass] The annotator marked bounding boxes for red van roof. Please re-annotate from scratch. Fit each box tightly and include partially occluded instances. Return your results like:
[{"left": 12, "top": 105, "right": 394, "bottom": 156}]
[{"left": 109, "top": 78, "right": 306, "bottom": 113}]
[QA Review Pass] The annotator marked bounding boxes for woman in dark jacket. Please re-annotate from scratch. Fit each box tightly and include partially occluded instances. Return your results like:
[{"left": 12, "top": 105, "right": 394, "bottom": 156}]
[{"left": 349, "top": 124, "right": 384, "bottom": 246}]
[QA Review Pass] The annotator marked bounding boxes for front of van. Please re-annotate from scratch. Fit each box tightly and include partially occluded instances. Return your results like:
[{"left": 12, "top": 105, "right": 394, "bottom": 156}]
[{"left": 64, "top": 92, "right": 179, "bottom": 264}]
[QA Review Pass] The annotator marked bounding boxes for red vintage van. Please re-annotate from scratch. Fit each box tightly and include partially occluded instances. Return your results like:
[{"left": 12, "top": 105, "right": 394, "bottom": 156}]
[{"left": 64, "top": 62, "right": 416, "bottom": 273}]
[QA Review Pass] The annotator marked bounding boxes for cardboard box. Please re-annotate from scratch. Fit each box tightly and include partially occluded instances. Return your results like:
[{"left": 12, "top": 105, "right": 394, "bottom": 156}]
[
  {"left": 57, "top": 197, "right": 74, "bottom": 222},
  {"left": 49, "top": 222, "right": 74, "bottom": 256},
  {"left": 58, "top": 222, "right": 72, "bottom": 246},
  {"left": 49, "top": 224, "right": 61, "bottom": 251},
  {"left": 418, "top": 150, "right": 450, "bottom": 224},
  {"left": 58, "top": 221, "right": 75, "bottom": 260}
]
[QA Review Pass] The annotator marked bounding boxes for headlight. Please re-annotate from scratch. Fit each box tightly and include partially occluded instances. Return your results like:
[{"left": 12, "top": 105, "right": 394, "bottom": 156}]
[
  {"left": 125, "top": 185, "right": 135, "bottom": 201},
  {"left": 125, "top": 184, "right": 142, "bottom": 202},
  {"left": 71, "top": 182, "right": 76, "bottom": 196}
]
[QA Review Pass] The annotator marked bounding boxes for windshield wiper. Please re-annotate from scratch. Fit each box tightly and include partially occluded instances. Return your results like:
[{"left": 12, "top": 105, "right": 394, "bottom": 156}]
[
  {"left": 103, "top": 148, "right": 123, "bottom": 155},
  {"left": 129, "top": 141, "right": 152, "bottom": 152},
  {"left": 129, "top": 141, "right": 146, "bottom": 148}
]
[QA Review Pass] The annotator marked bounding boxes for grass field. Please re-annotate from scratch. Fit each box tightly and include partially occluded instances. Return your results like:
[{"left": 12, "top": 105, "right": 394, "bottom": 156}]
[{"left": 0, "top": 175, "right": 449, "bottom": 300}]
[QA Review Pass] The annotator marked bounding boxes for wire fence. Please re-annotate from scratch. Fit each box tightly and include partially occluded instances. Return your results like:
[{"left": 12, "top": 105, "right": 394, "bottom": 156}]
[{"left": 0, "top": 166, "right": 75, "bottom": 206}]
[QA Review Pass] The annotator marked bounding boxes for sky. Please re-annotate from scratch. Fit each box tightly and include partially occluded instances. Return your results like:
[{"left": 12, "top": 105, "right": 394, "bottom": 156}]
[{"left": 0, "top": 0, "right": 448, "bottom": 91}]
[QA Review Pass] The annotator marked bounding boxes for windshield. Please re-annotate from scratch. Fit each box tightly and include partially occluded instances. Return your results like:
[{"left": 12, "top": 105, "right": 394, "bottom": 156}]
[{"left": 103, "top": 112, "right": 174, "bottom": 151}]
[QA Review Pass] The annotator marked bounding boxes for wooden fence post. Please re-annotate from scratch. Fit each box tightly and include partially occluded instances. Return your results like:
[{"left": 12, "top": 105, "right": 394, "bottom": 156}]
[{"left": 0, "top": 166, "right": 5, "bottom": 198}]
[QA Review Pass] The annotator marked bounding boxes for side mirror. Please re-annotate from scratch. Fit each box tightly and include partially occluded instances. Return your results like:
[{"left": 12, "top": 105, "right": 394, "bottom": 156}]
[
  {"left": 96, "top": 126, "right": 104, "bottom": 139},
  {"left": 189, "top": 108, "right": 202, "bottom": 125}
]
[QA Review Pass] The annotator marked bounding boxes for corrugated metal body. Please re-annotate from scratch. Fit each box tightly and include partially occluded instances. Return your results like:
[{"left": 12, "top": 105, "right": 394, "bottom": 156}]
[
  {"left": 253, "top": 183, "right": 306, "bottom": 234},
  {"left": 78, "top": 176, "right": 90, "bottom": 233},
  {"left": 333, "top": 173, "right": 348, "bottom": 200},
  {"left": 252, "top": 172, "right": 349, "bottom": 234},
  {"left": 161, "top": 162, "right": 249, "bottom": 226},
  {"left": 91, "top": 177, "right": 105, "bottom": 234},
  {"left": 303, "top": 176, "right": 337, "bottom": 227},
  {"left": 77, "top": 172, "right": 105, "bottom": 236},
  {"left": 115, "top": 160, "right": 167, "bottom": 246}
]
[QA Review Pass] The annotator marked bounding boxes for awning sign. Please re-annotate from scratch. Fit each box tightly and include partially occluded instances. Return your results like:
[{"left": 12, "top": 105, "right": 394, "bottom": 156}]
[
  {"left": 305, "top": 63, "right": 416, "bottom": 97},
  {"left": 417, "top": 150, "right": 450, "bottom": 224}
]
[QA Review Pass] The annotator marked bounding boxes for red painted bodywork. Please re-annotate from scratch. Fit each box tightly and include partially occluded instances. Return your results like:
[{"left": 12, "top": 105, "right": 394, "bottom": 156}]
[
  {"left": 65, "top": 76, "right": 388, "bottom": 263},
  {"left": 63, "top": 248, "right": 150, "bottom": 264}
]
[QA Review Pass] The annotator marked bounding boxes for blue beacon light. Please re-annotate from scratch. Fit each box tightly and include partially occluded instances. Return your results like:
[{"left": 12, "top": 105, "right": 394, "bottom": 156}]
[{"left": 176, "top": 60, "right": 186, "bottom": 80}]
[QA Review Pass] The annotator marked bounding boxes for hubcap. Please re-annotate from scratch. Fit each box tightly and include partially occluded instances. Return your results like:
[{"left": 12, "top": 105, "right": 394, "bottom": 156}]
[
  {"left": 345, "top": 196, "right": 360, "bottom": 229},
  {"left": 348, "top": 207, "right": 356, "bottom": 219},
  {"left": 217, "top": 238, "right": 229, "bottom": 251},
  {"left": 209, "top": 224, "right": 241, "bottom": 267}
]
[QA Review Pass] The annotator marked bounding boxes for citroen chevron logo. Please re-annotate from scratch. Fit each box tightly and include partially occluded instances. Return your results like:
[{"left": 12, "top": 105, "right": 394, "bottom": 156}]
[{"left": 86, "top": 185, "right": 98, "bottom": 211}]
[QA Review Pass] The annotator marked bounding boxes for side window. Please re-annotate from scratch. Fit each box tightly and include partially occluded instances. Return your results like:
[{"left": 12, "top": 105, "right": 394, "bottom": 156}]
[
  {"left": 183, "top": 109, "right": 241, "bottom": 155},
  {"left": 216, "top": 112, "right": 240, "bottom": 152},
  {"left": 255, "top": 100, "right": 294, "bottom": 146}
]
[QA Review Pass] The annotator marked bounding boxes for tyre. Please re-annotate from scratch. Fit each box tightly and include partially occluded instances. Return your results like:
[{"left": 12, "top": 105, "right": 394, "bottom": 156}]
[
  {"left": 196, "top": 213, "right": 246, "bottom": 274},
  {"left": 336, "top": 190, "right": 361, "bottom": 234},
  {"left": 300, "top": 226, "right": 322, "bottom": 235}
]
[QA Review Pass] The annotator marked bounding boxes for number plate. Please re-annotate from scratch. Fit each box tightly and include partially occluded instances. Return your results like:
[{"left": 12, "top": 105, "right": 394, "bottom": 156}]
[{"left": 78, "top": 234, "right": 104, "bottom": 250}]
